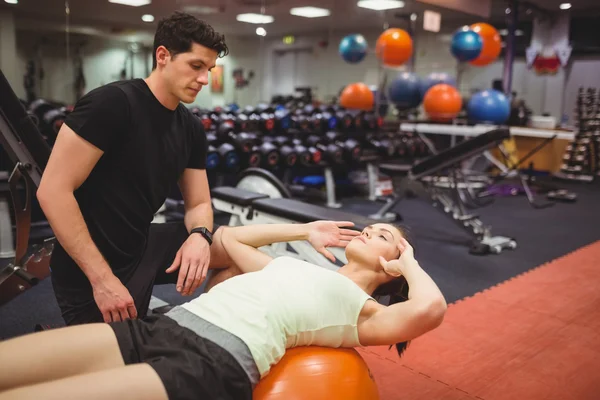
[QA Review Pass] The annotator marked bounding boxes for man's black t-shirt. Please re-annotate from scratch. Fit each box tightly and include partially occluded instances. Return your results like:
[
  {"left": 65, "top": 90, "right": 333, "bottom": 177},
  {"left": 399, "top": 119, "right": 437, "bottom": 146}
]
[{"left": 50, "top": 79, "right": 207, "bottom": 286}]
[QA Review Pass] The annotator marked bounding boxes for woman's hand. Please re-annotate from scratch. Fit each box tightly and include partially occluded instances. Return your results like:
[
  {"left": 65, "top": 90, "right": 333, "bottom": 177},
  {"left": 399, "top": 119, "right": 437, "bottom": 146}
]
[
  {"left": 307, "top": 221, "right": 360, "bottom": 262},
  {"left": 379, "top": 237, "right": 416, "bottom": 277}
]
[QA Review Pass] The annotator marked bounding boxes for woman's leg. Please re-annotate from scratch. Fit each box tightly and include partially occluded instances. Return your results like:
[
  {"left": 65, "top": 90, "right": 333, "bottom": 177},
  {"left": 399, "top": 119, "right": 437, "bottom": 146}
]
[
  {"left": 0, "top": 363, "right": 168, "bottom": 400},
  {"left": 0, "top": 323, "right": 124, "bottom": 391}
]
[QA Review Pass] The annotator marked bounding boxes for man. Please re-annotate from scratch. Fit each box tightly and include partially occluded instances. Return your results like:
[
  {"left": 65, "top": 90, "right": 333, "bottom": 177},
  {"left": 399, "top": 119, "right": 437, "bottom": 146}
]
[{"left": 37, "top": 12, "right": 229, "bottom": 326}]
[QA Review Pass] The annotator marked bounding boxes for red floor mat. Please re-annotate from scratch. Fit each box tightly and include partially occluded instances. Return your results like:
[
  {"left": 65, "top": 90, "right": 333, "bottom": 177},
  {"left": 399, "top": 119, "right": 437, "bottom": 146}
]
[{"left": 358, "top": 241, "right": 600, "bottom": 400}]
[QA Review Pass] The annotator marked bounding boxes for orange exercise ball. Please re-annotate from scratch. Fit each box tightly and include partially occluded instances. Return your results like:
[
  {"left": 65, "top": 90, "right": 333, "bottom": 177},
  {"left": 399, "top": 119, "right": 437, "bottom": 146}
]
[
  {"left": 375, "top": 28, "right": 413, "bottom": 67},
  {"left": 253, "top": 347, "right": 380, "bottom": 400},
  {"left": 339, "top": 82, "right": 374, "bottom": 111},
  {"left": 469, "top": 23, "right": 502, "bottom": 66},
  {"left": 423, "top": 83, "right": 463, "bottom": 122}
]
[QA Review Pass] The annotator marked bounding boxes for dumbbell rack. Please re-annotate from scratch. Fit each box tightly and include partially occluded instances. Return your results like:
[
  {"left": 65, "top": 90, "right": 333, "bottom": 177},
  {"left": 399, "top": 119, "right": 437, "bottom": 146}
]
[{"left": 555, "top": 87, "right": 599, "bottom": 182}]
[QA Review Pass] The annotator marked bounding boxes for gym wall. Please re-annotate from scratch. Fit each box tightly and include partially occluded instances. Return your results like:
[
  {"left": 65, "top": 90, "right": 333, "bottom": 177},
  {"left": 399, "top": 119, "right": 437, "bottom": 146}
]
[
  {"left": 191, "top": 36, "right": 263, "bottom": 110},
  {"left": 15, "top": 32, "right": 151, "bottom": 105},
  {"left": 9, "top": 22, "right": 600, "bottom": 124}
]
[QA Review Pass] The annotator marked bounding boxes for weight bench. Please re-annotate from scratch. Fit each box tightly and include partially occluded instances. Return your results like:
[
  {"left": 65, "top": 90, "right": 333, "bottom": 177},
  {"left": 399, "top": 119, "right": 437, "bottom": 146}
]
[
  {"left": 372, "top": 128, "right": 516, "bottom": 255},
  {"left": 211, "top": 186, "right": 384, "bottom": 270}
]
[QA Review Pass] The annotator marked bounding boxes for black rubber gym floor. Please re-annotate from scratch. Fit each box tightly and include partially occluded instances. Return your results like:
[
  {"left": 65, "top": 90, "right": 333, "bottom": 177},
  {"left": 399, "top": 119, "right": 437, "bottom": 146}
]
[{"left": 1, "top": 180, "right": 599, "bottom": 340}]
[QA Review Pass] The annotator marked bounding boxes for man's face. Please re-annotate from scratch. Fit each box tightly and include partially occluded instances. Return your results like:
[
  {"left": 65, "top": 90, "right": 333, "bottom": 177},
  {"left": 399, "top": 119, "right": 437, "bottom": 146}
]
[{"left": 160, "top": 42, "right": 218, "bottom": 103}]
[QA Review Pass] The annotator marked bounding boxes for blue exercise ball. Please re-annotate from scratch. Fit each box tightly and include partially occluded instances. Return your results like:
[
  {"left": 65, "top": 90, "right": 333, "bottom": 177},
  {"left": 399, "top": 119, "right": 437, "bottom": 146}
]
[
  {"left": 451, "top": 28, "right": 483, "bottom": 62},
  {"left": 387, "top": 72, "right": 422, "bottom": 110},
  {"left": 467, "top": 89, "right": 511, "bottom": 124},
  {"left": 339, "top": 34, "right": 368, "bottom": 63},
  {"left": 420, "top": 72, "right": 457, "bottom": 98}
]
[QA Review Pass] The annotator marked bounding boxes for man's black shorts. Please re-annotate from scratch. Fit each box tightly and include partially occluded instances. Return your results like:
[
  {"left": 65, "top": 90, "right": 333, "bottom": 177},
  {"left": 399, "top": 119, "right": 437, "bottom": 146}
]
[
  {"left": 52, "top": 222, "right": 194, "bottom": 325},
  {"left": 110, "top": 313, "right": 253, "bottom": 400}
]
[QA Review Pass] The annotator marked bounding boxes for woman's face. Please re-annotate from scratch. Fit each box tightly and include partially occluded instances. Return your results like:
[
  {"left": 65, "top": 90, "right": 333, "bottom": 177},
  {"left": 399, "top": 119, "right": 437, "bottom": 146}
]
[{"left": 345, "top": 224, "right": 403, "bottom": 268}]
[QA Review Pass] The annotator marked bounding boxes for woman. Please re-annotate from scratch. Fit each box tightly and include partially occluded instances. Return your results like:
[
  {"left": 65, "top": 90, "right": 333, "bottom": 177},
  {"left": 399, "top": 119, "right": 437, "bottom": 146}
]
[{"left": 0, "top": 221, "right": 447, "bottom": 400}]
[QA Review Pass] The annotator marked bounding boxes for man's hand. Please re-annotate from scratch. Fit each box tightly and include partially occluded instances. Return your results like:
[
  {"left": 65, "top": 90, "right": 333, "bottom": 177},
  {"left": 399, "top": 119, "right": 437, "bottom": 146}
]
[
  {"left": 165, "top": 233, "right": 211, "bottom": 296},
  {"left": 92, "top": 274, "right": 138, "bottom": 323},
  {"left": 306, "top": 220, "right": 361, "bottom": 262},
  {"left": 379, "top": 238, "right": 416, "bottom": 277}
]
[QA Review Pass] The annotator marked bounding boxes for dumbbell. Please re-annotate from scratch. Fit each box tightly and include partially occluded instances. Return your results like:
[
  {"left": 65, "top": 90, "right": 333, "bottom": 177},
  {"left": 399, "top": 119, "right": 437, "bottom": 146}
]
[
  {"left": 293, "top": 138, "right": 323, "bottom": 166},
  {"left": 206, "top": 143, "right": 221, "bottom": 171},
  {"left": 310, "top": 111, "right": 338, "bottom": 133},
  {"left": 304, "top": 134, "right": 345, "bottom": 165},
  {"left": 241, "top": 110, "right": 261, "bottom": 132},
  {"left": 325, "top": 131, "right": 363, "bottom": 164},
  {"left": 291, "top": 111, "right": 312, "bottom": 132},
  {"left": 354, "top": 111, "right": 379, "bottom": 132},
  {"left": 285, "top": 129, "right": 322, "bottom": 166},
  {"left": 259, "top": 112, "right": 276, "bottom": 134},
  {"left": 222, "top": 130, "right": 280, "bottom": 169},
  {"left": 215, "top": 122, "right": 262, "bottom": 168},
  {"left": 366, "top": 134, "right": 396, "bottom": 158},
  {"left": 273, "top": 109, "right": 292, "bottom": 133},
  {"left": 262, "top": 136, "right": 298, "bottom": 168},
  {"left": 198, "top": 112, "right": 213, "bottom": 131},
  {"left": 256, "top": 103, "right": 273, "bottom": 114},
  {"left": 271, "top": 135, "right": 312, "bottom": 167},
  {"left": 252, "top": 137, "right": 281, "bottom": 169},
  {"left": 207, "top": 133, "right": 240, "bottom": 172},
  {"left": 302, "top": 104, "right": 317, "bottom": 116},
  {"left": 336, "top": 110, "right": 355, "bottom": 132}
]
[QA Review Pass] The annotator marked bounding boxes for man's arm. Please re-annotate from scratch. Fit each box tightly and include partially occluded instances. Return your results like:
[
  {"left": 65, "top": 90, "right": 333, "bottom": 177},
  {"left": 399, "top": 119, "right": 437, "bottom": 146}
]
[
  {"left": 167, "top": 168, "right": 214, "bottom": 295},
  {"left": 37, "top": 85, "right": 136, "bottom": 322},
  {"left": 178, "top": 168, "right": 213, "bottom": 232},
  {"left": 37, "top": 125, "right": 112, "bottom": 284}
]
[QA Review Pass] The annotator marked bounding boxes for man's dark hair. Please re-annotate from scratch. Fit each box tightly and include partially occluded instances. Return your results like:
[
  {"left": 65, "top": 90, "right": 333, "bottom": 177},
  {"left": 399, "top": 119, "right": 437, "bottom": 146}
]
[{"left": 152, "top": 12, "right": 228, "bottom": 69}]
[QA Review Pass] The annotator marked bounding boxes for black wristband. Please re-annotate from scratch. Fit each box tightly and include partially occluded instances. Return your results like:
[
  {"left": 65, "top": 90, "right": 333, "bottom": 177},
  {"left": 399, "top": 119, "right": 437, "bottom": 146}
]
[{"left": 190, "top": 227, "right": 213, "bottom": 245}]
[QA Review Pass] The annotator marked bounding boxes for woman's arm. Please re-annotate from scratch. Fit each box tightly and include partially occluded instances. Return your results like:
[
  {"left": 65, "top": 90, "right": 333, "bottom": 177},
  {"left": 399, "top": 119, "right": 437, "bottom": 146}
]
[
  {"left": 219, "top": 224, "right": 310, "bottom": 273},
  {"left": 359, "top": 261, "right": 447, "bottom": 346},
  {"left": 219, "top": 221, "right": 358, "bottom": 274}
]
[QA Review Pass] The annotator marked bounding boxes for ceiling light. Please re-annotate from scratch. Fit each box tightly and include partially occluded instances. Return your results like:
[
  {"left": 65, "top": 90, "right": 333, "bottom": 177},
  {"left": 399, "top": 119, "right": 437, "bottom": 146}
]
[
  {"left": 357, "top": 0, "right": 404, "bottom": 11},
  {"left": 559, "top": 3, "right": 571, "bottom": 10},
  {"left": 108, "top": 0, "right": 151, "bottom": 7},
  {"left": 141, "top": 14, "right": 154, "bottom": 22},
  {"left": 290, "top": 6, "right": 331, "bottom": 18},
  {"left": 256, "top": 27, "right": 267, "bottom": 36},
  {"left": 181, "top": 5, "right": 219, "bottom": 15},
  {"left": 5, "top": 0, "right": 18, "bottom": 4},
  {"left": 237, "top": 13, "right": 274, "bottom": 24}
]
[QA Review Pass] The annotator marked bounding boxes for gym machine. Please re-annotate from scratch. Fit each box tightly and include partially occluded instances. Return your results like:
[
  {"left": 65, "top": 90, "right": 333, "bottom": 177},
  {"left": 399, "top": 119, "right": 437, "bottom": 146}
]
[
  {"left": 408, "top": 128, "right": 517, "bottom": 254},
  {"left": 226, "top": 128, "right": 518, "bottom": 255},
  {"left": 0, "top": 68, "right": 55, "bottom": 306},
  {"left": 379, "top": 129, "right": 517, "bottom": 254}
]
